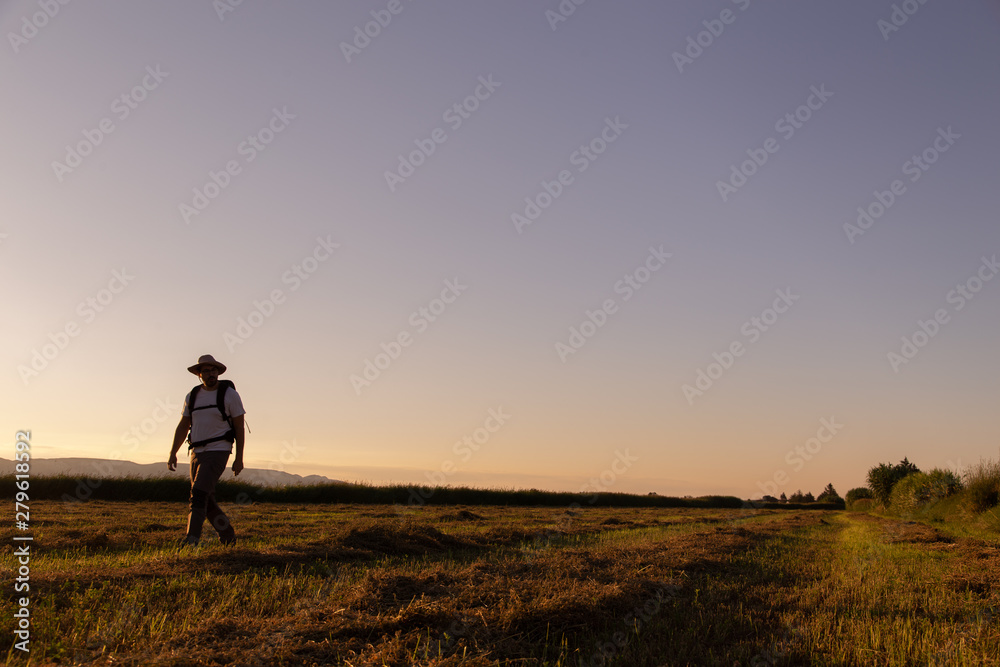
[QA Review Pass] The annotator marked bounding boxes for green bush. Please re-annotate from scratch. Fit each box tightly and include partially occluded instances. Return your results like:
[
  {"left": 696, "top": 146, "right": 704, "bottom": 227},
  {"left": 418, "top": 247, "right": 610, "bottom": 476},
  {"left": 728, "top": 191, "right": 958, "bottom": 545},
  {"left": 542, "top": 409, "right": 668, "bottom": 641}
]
[
  {"left": 889, "top": 474, "right": 922, "bottom": 516},
  {"left": 867, "top": 458, "right": 920, "bottom": 506},
  {"left": 889, "top": 469, "right": 962, "bottom": 516},
  {"left": 848, "top": 497, "right": 874, "bottom": 512},
  {"left": 924, "top": 468, "right": 963, "bottom": 498},
  {"left": 961, "top": 459, "right": 1000, "bottom": 515},
  {"left": 845, "top": 487, "right": 872, "bottom": 504}
]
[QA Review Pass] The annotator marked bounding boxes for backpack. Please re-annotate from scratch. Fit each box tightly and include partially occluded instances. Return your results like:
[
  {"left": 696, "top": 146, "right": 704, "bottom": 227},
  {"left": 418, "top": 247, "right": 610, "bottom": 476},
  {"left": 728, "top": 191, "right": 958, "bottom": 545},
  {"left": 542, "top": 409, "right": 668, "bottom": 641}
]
[{"left": 186, "top": 380, "right": 236, "bottom": 449}]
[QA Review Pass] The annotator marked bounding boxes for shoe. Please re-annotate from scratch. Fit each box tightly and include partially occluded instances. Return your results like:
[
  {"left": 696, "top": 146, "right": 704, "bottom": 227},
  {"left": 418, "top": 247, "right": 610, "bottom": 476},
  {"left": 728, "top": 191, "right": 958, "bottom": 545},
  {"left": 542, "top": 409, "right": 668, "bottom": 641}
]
[{"left": 179, "top": 536, "right": 199, "bottom": 547}]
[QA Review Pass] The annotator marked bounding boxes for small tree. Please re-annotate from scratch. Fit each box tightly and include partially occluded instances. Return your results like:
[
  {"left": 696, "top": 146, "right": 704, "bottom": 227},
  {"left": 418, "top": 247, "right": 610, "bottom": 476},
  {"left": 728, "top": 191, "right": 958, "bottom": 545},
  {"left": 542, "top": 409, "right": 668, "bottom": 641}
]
[
  {"left": 803, "top": 491, "right": 815, "bottom": 502},
  {"left": 897, "top": 457, "right": 920, "bottom": 477},
  {"left": 789, "top": 490, "right": 805, "bottom": 502},
  {"left": 817, "top": 483, "right": 841, "bottom": 503},
  {"left": 867, "top": 463, "right": 896, "bottom": 505},
  {"left": 779, "top": 492, "right": 787, "bottom": 503}
]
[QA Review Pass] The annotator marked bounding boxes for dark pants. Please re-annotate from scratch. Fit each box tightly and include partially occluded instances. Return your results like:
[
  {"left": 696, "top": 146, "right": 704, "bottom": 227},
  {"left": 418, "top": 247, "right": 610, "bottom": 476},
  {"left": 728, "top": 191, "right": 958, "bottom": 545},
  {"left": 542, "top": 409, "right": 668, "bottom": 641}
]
[{"left": 186, "top": 450, "right": 235, "bottom": 544}]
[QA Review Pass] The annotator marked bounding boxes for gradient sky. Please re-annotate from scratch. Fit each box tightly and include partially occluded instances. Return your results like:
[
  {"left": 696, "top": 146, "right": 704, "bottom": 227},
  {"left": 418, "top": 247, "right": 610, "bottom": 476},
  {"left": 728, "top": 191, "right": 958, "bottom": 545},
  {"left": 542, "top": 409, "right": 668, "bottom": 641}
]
[{"left": 3, "top": 1, "right": 999, "bottom": 497}]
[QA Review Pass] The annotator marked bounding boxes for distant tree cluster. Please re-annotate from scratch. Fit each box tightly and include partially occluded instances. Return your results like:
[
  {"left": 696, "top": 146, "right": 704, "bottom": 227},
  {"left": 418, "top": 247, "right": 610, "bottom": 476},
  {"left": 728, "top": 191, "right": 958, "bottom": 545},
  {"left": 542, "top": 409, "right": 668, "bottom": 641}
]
[
  {"left": 754, "top": 455, "right": 994, "bottom": 515},
  {"left": 816, "top": 483, "right": 842, "bottom": 503},
  {"left": 761, "top": 484, "right": 842, "bottom": 504},
  {"left": 788, "top": 490, "right": 815, "bottom": 503}
]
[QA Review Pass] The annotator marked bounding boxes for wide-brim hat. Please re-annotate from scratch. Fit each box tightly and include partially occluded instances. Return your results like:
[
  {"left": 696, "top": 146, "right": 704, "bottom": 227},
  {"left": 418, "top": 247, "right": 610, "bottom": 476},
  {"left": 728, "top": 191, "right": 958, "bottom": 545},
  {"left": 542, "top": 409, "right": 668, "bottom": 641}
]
[{"left": 188, "top": 354, "right": 227, "bottom": 375}]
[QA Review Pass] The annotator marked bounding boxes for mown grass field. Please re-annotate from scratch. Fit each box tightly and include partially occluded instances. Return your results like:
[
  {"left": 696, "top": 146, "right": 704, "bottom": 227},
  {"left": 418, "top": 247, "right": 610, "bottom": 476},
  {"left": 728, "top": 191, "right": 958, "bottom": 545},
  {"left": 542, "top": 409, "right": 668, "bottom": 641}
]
[{"left": 3, "top": 500, "right": 999, "bottom": 666}]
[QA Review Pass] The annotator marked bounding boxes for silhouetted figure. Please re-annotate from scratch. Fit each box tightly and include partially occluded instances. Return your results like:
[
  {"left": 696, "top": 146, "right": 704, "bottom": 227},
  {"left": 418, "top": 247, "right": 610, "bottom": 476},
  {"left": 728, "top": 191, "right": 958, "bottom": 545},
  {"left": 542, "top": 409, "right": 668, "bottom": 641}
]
[{"left": 168, "top": 354, "right": 246, "bottom": 546}]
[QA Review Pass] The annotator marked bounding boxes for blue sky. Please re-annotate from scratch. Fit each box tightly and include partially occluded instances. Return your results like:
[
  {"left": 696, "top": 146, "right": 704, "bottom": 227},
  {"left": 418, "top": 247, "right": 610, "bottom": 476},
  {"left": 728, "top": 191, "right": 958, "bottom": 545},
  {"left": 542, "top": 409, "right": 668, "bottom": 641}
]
[{"left": 3, "top": 0, "right": 998, "bottom": 497}]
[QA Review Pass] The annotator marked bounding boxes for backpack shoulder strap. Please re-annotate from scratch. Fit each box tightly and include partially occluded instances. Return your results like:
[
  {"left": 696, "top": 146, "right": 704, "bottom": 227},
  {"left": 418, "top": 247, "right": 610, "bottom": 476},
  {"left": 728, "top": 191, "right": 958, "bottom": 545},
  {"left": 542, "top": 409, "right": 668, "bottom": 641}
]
[
  {"left": 185, "top": 385, "right": 200, "bottom": 445},
  {"left": 188, "top": 385, "right": 202, "bottom": 415},
  {"left": 216, "top": 380, "right": 235, "bottom": 420}
]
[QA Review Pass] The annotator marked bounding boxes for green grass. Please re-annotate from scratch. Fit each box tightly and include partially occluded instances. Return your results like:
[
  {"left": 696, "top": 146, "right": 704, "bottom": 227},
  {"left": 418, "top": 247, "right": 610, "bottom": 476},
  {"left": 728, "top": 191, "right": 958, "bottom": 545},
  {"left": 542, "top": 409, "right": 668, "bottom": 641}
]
[
  {"left": 795, "top": 514, "right": 1000, "bottom": 665},
  {"left": 3, "top": 501, "right": 998, "bottom": 665}
]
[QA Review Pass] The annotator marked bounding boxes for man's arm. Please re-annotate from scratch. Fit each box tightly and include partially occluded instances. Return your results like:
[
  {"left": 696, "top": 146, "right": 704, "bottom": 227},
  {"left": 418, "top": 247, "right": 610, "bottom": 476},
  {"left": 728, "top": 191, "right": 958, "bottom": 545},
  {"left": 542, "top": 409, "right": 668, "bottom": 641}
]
[
  {"left": 231, "top": 414, "right": 245, "bottom": 476},
  {"left": 168, "top": 416, "right": 191, "bottom": 471}
]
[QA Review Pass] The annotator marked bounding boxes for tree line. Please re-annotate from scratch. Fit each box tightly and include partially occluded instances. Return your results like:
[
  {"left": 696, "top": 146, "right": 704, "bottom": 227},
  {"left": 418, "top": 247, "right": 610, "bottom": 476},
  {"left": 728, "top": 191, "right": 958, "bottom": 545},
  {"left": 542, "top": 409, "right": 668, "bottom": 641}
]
[
  {"left": 760, "top": 482, "right": 842, "bottom": 505},
  {"left": 845, "top": 456, "right": 999, "bottom": 516}
]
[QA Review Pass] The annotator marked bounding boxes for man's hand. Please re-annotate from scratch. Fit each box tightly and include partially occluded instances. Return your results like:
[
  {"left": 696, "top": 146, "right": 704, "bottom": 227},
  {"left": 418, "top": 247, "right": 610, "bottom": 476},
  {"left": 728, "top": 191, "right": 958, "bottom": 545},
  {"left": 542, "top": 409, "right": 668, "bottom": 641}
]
[
  {"left": 168, "top": 453, "right": 178, "bottom": 471},
  {"left": 231, "top": 414, "right": 245, "bottom": 477}
]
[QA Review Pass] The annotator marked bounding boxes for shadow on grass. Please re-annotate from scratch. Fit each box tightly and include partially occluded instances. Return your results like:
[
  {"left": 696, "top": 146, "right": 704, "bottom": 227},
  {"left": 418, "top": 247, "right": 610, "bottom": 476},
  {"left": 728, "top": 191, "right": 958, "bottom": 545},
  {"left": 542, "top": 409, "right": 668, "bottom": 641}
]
[
  {"left": 569, "top": 513, "right": 836, "bottom": 666},
  {"left": 209, "top": 513, "right": 834, "bottom": 666}
]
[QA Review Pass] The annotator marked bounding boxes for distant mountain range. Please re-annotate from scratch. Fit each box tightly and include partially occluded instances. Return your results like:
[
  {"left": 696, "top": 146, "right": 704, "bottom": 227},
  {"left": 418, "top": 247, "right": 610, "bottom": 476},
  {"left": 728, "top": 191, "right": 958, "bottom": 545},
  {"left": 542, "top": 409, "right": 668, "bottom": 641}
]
[{"left": 0, "top": 457, "right": 341, "bottom": 487}]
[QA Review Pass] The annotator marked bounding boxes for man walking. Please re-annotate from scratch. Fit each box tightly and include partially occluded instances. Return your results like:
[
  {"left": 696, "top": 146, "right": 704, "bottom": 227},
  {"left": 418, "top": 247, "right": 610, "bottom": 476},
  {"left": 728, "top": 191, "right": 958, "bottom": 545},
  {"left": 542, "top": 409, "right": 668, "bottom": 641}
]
[{"left": 168, "top": 354, "right": 246, "bottom": 546}]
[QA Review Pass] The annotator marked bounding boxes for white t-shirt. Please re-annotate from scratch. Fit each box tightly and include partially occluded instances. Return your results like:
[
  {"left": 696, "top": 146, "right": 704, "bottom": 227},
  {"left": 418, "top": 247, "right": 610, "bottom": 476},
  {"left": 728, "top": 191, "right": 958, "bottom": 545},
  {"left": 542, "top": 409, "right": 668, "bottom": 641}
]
[{"left": 182, "top": 384, "right": 246, "bottom": 453}]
